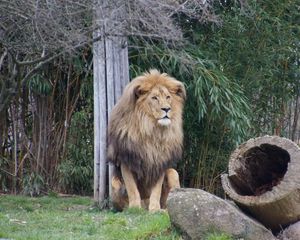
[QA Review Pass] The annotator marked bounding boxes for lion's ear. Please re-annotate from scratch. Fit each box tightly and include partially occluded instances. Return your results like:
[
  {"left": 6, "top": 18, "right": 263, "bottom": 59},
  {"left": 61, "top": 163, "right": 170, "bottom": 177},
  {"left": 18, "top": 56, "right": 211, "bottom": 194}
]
[
  {"left": 134, "top": 85, "right": 147, "bottom": 99},
  {"left": 176, "top": 83, "right": 186, "bottom": 101}
]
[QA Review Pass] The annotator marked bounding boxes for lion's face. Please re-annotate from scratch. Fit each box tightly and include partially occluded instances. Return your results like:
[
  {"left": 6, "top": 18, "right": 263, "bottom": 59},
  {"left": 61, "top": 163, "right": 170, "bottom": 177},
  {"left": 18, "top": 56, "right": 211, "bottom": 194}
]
[
  {"left": 145, "top": 85, "right": 173, "bottom": 126},
  {"left": 133, "top": 72, "right": 186, "bottom": 128}
]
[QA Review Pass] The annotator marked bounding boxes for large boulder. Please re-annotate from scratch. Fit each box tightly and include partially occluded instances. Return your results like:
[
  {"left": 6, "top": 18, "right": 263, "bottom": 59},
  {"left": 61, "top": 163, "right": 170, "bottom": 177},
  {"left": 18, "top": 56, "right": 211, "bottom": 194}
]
[
  {"left": 167, "top": 188, "right": 277, "bottom": 240},
  {"left": 278, "top": 221, "right": 300, "bottom": 240}
]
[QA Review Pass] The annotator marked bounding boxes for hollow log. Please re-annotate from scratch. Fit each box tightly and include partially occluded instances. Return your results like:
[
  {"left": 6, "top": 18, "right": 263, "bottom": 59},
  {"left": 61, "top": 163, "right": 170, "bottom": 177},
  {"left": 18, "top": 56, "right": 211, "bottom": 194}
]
[{"left": 221, "top": 136, "right": 300, "bottom": 231}]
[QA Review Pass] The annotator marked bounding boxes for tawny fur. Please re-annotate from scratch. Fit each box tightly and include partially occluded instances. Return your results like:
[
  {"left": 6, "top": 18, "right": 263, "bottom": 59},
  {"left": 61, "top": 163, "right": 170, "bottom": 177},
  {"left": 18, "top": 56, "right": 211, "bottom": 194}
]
[{"left": 107, "top": 69, "right": 185, "bottom": 209}]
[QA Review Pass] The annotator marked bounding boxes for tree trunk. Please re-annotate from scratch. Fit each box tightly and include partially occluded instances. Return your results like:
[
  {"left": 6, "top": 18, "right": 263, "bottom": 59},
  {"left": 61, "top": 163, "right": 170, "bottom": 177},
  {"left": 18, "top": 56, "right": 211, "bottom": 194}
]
[
  {"left": 11, "top": 102, "right": 18, "bottom": 194},
  {"left": 221, "top": 136, "right": 300, "bottom": 231}
]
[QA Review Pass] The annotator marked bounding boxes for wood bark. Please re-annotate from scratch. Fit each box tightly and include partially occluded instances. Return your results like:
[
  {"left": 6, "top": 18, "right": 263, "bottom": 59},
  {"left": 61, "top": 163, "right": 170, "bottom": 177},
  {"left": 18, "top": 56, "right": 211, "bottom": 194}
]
[
  {"left": 93, "top": 27, "right": 106, "bottom": 203},
  {"left": 106, "top": 37, "right": 129, "bottom": 197},
  {"left": 11, "top": 102, "right": 18, "bottom": 194},
  {"left": 221, "top": 136, "right": 300, "bottom": 231},
  {"left": 93, "top": 1, "right": 129, "bottom": 204}
]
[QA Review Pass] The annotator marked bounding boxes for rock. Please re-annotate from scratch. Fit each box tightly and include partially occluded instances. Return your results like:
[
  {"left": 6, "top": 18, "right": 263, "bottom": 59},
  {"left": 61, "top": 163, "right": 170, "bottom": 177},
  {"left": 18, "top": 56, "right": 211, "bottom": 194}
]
[
  {"left": 167, "top": 188, "right": 277, "bottom": 240},
  {"left": 278, "top": 221, "right": 300, "bottom": 240}
]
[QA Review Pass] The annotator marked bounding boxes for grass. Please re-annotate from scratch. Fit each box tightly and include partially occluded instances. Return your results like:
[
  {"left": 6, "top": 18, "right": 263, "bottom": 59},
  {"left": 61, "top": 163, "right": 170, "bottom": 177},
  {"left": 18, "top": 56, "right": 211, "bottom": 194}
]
[
  {"left": 0, "top": 195, "right": 180, "bottom": 240},
  {"left": 0, "top": 195, "right": 234, "bottom": 240}
]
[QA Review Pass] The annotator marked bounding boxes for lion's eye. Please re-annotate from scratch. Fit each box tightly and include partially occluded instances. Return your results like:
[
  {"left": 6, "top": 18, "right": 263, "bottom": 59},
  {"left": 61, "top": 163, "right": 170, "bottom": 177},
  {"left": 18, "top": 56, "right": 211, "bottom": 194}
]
[
  {"left": 166, "top": 96, "right": 171, "bottom": 100},
  {"left": 152, "top": 96, "right": 158, "bottom": 100}
]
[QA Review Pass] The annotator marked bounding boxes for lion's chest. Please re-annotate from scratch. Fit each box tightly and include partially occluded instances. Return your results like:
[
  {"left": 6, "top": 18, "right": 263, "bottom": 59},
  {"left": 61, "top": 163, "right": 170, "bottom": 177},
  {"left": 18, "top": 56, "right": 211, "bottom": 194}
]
[
  {"left": 109, "top": 131, "right": 181, "bottom": 190},
  {"left": 121, "top": 139, "right": 174, "bottom": 186}
]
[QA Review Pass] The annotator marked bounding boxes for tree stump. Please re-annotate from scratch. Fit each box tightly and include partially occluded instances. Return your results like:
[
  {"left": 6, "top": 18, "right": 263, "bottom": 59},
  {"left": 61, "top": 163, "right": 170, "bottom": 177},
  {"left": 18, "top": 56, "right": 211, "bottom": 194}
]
[{"left": 221, "top": 136, "right": 300, "bottom": 231}]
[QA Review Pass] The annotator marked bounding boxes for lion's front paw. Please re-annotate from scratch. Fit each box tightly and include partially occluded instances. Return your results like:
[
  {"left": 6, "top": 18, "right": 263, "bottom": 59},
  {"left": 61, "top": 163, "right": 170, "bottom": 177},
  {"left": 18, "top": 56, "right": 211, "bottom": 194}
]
[
  {"left": 148, "top": 201, "right": 161, "bottom": 212},
  {"left": 129, "top": 200, "right": 142, "bottom": 208}
]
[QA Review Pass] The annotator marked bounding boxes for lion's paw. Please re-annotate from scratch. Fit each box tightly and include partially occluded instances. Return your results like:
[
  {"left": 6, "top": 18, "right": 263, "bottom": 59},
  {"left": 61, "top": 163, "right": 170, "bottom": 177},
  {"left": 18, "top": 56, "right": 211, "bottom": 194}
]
[
  {"left": 129, "top": 200, "right": 142, "bottom": 208},
  {"left": 148, "top": 202, "right": 161, "bottom": 212}
]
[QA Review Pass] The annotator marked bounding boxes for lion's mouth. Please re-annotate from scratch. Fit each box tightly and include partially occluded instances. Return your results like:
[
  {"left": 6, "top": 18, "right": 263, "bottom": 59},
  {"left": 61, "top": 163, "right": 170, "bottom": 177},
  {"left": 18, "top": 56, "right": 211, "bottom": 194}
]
[{"left": 158, "top": 116, "right": 171, "bottom": 126}]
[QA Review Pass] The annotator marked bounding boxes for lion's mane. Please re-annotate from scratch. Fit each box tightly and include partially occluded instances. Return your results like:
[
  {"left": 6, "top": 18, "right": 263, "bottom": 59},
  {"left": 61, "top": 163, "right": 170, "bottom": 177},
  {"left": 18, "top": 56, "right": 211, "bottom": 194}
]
[{"left": 107, "top": 70, "right": 185, "bottom": 198}]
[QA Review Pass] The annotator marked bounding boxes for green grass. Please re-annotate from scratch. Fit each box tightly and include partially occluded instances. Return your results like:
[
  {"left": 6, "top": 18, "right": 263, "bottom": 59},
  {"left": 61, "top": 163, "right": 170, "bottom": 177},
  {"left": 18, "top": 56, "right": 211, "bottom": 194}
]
[{"left": 0, "top": 195, "right": 180, "bottom": 240}]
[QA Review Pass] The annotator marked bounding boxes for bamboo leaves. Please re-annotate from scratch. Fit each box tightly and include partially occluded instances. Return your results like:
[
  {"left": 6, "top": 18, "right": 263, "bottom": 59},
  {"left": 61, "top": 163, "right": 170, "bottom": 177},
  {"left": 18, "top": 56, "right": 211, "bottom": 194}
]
[
  {"left": 27, "top": 74, "right": 52, "bottom": 96},
  {"left": 190, "top": 51, "right": 251, "bottom": 143}
]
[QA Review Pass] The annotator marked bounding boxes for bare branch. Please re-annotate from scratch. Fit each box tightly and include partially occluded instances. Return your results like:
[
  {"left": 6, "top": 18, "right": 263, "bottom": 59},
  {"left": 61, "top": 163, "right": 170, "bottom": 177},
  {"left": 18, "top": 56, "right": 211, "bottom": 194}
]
[
  {"left": 20, "top": 34, "right": 103, "bottom": 86},
  {"left": 0, "top": 0, "right": 227, "bottom": 62}
]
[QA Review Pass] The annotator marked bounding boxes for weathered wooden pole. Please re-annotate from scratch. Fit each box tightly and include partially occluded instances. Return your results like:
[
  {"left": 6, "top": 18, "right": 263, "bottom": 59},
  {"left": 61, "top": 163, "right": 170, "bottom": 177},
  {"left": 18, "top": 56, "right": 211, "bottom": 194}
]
[
  {"left": 105, "top": 36, "right": 129, "bottom": 197},
  {"left": 93, "top": 24, "right": 106, "bottom": 204},
  {"left": 221, "top": 136, "right": 300, "bottom": 231},
  {"left": 93, "top": 1, "right": 129, "bottom": 205}
]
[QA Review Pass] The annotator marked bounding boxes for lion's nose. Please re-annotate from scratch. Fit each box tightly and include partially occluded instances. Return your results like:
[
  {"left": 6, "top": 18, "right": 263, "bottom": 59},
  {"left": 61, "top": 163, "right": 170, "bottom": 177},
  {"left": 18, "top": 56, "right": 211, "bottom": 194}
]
[{"left": 161, "top": 107, "right": 171, "bottom": 113}]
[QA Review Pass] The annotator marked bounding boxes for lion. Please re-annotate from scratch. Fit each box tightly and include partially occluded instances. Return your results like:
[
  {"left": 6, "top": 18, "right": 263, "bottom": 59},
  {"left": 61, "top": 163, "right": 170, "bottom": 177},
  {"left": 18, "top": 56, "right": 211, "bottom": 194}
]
[{"left": 107, "top": 69, "right": 186, "bottom": 212}]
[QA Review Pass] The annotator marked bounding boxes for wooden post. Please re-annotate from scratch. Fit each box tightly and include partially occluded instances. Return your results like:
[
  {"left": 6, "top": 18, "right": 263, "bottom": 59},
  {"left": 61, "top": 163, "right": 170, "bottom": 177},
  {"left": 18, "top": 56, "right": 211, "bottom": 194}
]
[
  {"left": 93, "top": 1, "right": 129, "bottom": 205},
  {"left": 106, "top": 37, "right": 129, "bottom": 197},
  {"left": 107, "top": 36, "right": 129, "bottom": 197},
  {"left": 105, "top": 38, "right": 115, "bottom": 198},
  {"left": 93, "top": 26, "right": 107, "bottom": 203}
]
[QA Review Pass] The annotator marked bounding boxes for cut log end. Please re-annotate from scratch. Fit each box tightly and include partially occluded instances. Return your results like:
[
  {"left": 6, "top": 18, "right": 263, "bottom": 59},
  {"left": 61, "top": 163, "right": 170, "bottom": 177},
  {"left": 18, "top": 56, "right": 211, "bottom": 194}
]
[
  {"left": 222, "top": 136, "right": 300, "bottom": 231},
  {"left": 230, "top": 143, "right": 290, "bottom": 196}
]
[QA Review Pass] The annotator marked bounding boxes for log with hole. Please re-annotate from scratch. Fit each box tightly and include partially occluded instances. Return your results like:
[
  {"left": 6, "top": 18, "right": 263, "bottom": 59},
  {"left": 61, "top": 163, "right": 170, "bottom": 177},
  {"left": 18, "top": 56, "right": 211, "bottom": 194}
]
[{"left": 221, "top": 136, "right": 300, "bottom": 231}]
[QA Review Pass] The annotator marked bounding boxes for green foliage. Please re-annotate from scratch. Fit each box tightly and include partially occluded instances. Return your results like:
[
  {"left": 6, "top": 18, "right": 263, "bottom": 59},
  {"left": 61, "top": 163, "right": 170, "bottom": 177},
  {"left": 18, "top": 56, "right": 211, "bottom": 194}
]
[
  {"left": 22, "top": 172, "right": 45, "bottom": 197},
  {"left": 197, "top": 0, "right": 300, "bottom": 136},
  {"left": 58, "top": 110, "right": 93, "bottom": 195},
  {"left": 58, "top": 72, "right": 94, "bottom": 195},
  {"left": 27, "top": 74, "right": 52, "bottom": 96}
]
